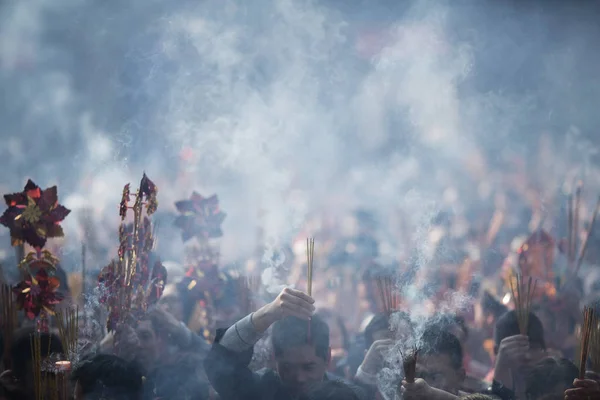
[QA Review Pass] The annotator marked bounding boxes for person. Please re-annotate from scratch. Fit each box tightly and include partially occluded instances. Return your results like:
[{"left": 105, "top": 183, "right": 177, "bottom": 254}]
[
  {"left": 112, "top": 307, "right": 210, "bottom": 400},
  {"left": 488, "top": 310, "right": 546, "bottom": 400},
  {"left": 70, "top": 353, "right": 144, "bottom": 400},
  {"left": 524, "top": 357, "right": 578, "bottom": 400},
  {"left": 315, "top": 309, "right": 350, "bottom": 377},
  {"left": 205, "top": 287, "right": 365, "bottom": 400},
  {"left": 416, "top": 329, "right": 465, "bottom": 396},
  {"left": 0, "top": 328, "right": 64, "bottom": 400}
]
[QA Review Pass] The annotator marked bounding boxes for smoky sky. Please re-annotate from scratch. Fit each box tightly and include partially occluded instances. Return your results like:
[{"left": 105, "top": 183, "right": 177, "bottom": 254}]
[{"left": 1, "top": 0, "right": 600, "bottom": 271}]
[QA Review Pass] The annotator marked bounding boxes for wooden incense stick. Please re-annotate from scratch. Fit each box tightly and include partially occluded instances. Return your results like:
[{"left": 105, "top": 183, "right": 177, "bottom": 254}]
[
  {"left": 509, "top": 274, "right": 537, "bottom": 335},
  {"left": 81, "top": 243, "right": 87, "bottom": 302},
  {"left": 568, "top": 193, "right": 574, "bottom": 270},
  {"left": 579, "top": 306, "right": 595, "bottom": 379},
  {"left": 573, "top": 196, "right": 600, "bottom": 277},
  {"left": 56, "top": 307, "right": 79, "bottom": 361},
  {"left": 375, "top": 276, "right": 400, "bottom": 314},
  {"left": 1, "top": 284, "right": 17, "bottom": 369},
  {"left": 30, "top": 332, "right": 46, "bottom": 400},
  {"left": 306, "top": 238, "right": 314, "bottom": 297},
  {"left": 589, "top": 312, "right": 600, "bottom": 374},
  {"left": 573, "top": 182, "right": 582, "bottom": 263},
  {"left": 306, "top": 238, "right": 314, "bottom": 342}
]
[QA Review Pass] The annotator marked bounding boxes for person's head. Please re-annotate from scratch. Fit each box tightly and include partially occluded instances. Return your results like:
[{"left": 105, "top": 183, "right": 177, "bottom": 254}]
[
  {"left": 315, "top": 309, "right": 349, "bottom": 351},
  {"left": 300, "top": 381, "right": 360, "bottom": 400},
  {"left": 271, "top": 315, "right": 330, "bottom": 394},
  {"left": 363, "top": 313, "right": 390, "bottom": 348},
  {"left": 493, "top": 310, "right": 546, "bottom": 362},
  {"left": 447, "top": 315, "right": 468, "bottom": 345},
  {"left": 525, "top": 357, "right": 578, "bottom": 400},
  {"left": 131, "top": 307, "right": 174, "bottom": 368},
  {"left": 70, "top": 354, "right": 144, "bottom": 400},
  {"left": 425, "top": 314, "right": 469, "bottom": 346},
  {"left": 10, "top": 328, "right": 64, "bottom": 399},
  {"left": 417, "top": 329, "right": 465, "bottom": 395}
]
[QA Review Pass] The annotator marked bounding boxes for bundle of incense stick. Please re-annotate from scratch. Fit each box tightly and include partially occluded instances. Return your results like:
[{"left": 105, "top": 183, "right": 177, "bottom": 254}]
[
  {"left": 402, "top": 347, "right": 419, "bottom": 383},
  {"left": 509, "top": 274, "right": 537, "bottom": 335},
  {"left": 564, "top": 181, "right": 600, "bottom": 277},
  {"left": 588, "top": 311, "right": 600, "bottom": 373},
  {"left": 578, "top": 306, "right": 596, "bottom": 379},
  {"left": 1, "top": 283, "right": 17, "bottom": 369},
  {"left": 573, "top": 196, "right": 600, "bottom": 277},
  {"left": 306, "top": 238, "right": 314, "bottom": 297},
  {"left": 238, "top": 275, "right": 261, "bottom": 315},
  {"left": 375, "top": 275, "right": 400, "bottom": 314},
  {"left": 56, "top": 307, "right": 79, "bottom": 361},
  {"left": 30, "top": 332, "right": 51, "bottom": 400},
  {"left": 306, "top": 238, "right": 314, "bottom": 342}
]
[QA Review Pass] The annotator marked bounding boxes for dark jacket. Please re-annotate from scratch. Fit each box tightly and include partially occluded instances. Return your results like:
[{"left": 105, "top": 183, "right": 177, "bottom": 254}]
[{"left": 205, "top": 343, "right": 368, "bottom": 400}]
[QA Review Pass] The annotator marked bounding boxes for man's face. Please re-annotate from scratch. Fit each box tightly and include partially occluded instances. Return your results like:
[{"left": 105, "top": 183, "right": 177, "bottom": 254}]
[
  {"left": 416, "top": 353, "right": 465, "bottom": 395},
  {"left": 275, "top": 344, "right": 329, "bottom": 394},
  {"left": 135, "top": 320, "right": 160, "bottom": 367}
]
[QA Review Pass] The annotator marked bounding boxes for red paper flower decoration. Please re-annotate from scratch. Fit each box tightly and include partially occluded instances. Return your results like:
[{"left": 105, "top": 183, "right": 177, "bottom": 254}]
[
  {"left": 174, "top": 193, "right": 226, "bottom": 241},
  {"left": 0, "top": 180, "right": 71, "bottom": 249},
  {"left": 13, "top": 268, "right": 64, "bottom": 319}
]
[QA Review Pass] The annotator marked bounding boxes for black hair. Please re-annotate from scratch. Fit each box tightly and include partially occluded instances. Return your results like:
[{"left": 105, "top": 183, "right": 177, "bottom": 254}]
[
  {"left": 424, "top": 313, "right": 469, "bottom": 342},
  {"left": 493, "top": 310, "right": 545, "bottom": 354},
  {"left": 300, "top": 380, "right": 360, "bottom": 400},
  {"left": 525, "top": 357, "right": 578, "bottom": 400},
  {"left": 316, "top": 309, "right": 350, "bottom": 350},
  {"left": 272, "top": 315, "right": 329, "bottom": 361},
  {"left": 71, "top": 354, "right": 144, "bottom": 400},
  {"left": 10, "top": 327, "right": 64, "bottom": 380},
  {"left": 364, "top": 311, "right": 412, "bottom": 348},
  {"left": 420, "top": 328, "right": 463, "bottom": 370},
  {"left": 364, "top": 313, "right": 389, "bottom": 347}
]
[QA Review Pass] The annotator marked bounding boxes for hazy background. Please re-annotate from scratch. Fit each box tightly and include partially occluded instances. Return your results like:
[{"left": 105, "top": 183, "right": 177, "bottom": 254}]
[{"left": 1, "top": 0, "right": 600, "bottom": 274}]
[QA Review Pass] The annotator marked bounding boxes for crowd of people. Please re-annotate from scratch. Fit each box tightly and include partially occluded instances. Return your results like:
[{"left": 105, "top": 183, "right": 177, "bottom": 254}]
[{"left": 0, "top": 175, "right": 600, "bottom": 400}]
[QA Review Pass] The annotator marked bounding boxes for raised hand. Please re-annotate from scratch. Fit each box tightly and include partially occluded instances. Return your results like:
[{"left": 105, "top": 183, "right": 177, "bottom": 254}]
[{"left": 252, "top": 287, "right": 315, "bottom": 332}]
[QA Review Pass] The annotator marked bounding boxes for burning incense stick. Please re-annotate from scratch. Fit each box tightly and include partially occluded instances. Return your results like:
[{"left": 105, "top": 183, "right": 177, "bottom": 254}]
[
  {"left": 589, "top": 312, "right": 600, "bottom": 374},
  {"left": 509, "top": 274, "right": 537, "bottom": 335},
  {"left": 402, "top": 347, "right": 419, "bottom": 383},
  {"left": 306, "top": 238, "right": 314, "bottom": 342},
  {"left": 573, "top": 182, "right": 582, "bottom": 262},
  {"left": 375, "top": 275, "right": 400, "bottom": 314},
  {"left": 56, "top": 307, "right": 79, "bottom": 361},
  {"left": 579, "top": 306, "right": 595, "bottom": 379},
  {"left": 1, "top": 283, "right": 17, "bottom": 369},
  {"left": 306, "top": 238, "right": 314, "bottom": 297},
  {"left": 81, "top": 243, "right": 87, "bottom": 301},
  {"left": 568, "top": 193, "right": 574, "bottom": 270},
  {"left": 573, "top": 196, "right": 600, "bottom": 277},
  {"left": 30, "top": 332, "right": 46, "bottom": 400},
  {"left": 237, "top": 275, "right": 261, "bottom": 315}
]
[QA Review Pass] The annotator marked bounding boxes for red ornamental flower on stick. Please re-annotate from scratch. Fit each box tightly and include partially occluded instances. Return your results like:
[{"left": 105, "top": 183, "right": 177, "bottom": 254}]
[
  {"left": 174, "top": 193, "right": 226, "bottom": 241},
  {"left": 0, "top": 180, "right": 71, "bottom": 248},
  {"left": 13, "top": 269, "right": 64, "bottom": 319}
]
